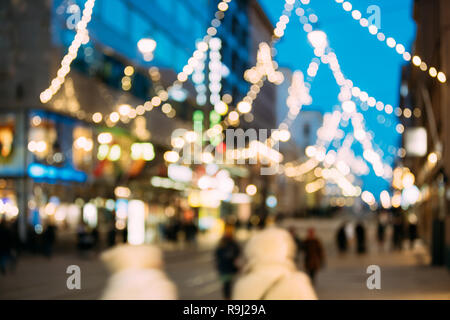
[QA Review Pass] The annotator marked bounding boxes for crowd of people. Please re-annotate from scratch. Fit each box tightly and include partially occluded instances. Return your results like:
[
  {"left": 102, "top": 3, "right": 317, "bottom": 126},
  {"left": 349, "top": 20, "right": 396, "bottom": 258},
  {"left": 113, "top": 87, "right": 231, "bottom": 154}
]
[
  {"left": 99, "top": 226, "right": 321, "bottom": 300},
  {"left": 335, "top": 210, "right": 419, "bottom": 256}
]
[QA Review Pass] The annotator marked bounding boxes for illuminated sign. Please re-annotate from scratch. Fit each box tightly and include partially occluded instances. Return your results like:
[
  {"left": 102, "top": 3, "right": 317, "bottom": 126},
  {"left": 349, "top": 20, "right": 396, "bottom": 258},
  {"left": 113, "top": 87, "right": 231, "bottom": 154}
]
[{"left": 27, "top": 163, "right": 87, "bottom": 182}]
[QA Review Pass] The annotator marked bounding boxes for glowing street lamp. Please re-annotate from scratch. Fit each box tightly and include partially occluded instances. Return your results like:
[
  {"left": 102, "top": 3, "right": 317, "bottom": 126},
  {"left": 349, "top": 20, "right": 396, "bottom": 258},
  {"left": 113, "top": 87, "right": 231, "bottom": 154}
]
[{"left": 137, "top": 38, "right": 157, "bottom": 61}]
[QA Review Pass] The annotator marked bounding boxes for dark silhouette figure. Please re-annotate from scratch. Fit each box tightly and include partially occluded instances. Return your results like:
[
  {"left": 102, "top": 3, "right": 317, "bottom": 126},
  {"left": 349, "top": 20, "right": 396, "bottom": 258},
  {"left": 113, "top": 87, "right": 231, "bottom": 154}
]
[
  {"left": 288, "top": 227, "right": 303, "bottom": 263},
  {"left": 408, "top": 222, "right": 418, "bottom": 249},
  {"left": 77, "top": 223, "right": 93, "bottom": 257},
  {"left": 355, "top": 223, "right": 366, "bottom": 254},
  {"left": 392, "top": 216, "right": 404, "bottom": 251},
  {"left": 122, "top": 226, "right": 128, "bottom": 243},
  {"left": 42, "top": 224, "right": 56, "bottom": 258},
  {"left": 184, "top": 221, "right": 198, "bottom": 245},
  {"left": 302, "top": 228, "right": 324, "bottom": 284},
  {"left": 0, "top": 219, "right": 14, "bottom": 275},
  {"left": 107, "top": 223, "right": 116, "bottom": 247},
  {"left": 91, "top": 227, "right": 100, "bottom": 252},
  {"left": 336, "top": 223, "right": 348, "bottom": 254},
  {"left": 215, "top": 226, "right": 241, "bottom": 300}
]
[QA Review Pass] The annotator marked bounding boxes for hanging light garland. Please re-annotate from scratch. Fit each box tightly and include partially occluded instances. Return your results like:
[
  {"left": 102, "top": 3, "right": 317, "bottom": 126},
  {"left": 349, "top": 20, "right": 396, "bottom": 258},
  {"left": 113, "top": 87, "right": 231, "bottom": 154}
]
[
  {"left": 332, "top": 0, "right": 446, "bottom": 84},
  {"left": 40, "top": 0, "right": 96, "bottom": 103}
]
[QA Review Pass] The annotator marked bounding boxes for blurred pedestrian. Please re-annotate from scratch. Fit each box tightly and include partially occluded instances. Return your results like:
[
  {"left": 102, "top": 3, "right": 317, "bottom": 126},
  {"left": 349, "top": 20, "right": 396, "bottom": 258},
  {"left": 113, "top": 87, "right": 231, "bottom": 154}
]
[
  {"left": 392, "top": 215, "right": 404, "bottom": 251},
  {"left": 215, "top": 225, "right": 241, "bottom": 300},
  {"left": 77, "top": 223, "right": 93, "bottom": 257},
  {"left": 101, "top": 244, "right": 177, "bottom": 300},
  {"left": 233, "top": 227, "right": 317, "bottom": 300},
  {"left": 302, "top": 228, "right": 325, "bottom": 284},
  {"left": 336, "top": 223, "right": 348, "bottom": 254},
  {"left": 122, "top": 226, "right": 128, "bottom": 243},
  {"left": 42, "top": 223, "right": 56, "bottom": 258},
  {"left": 0, "top": 218, "right": 13, "bottom": 275},
  {"left": 377, "top": 211, "right": 388, "bottom": 251},
  {"left": 107, "top": 223, "right": 116, "bottom": 247},
  {"left": 288, "top": 227, "right": 303, "bottom": 263},
  {"left": 408, "top": 221, "right": 418, "bottom": 249},
  {"left": 184, "top": 221, "right": 198, "bottom": 245},
  {"left": 355, "top": 222, "right": 366, "bottom": 254}
]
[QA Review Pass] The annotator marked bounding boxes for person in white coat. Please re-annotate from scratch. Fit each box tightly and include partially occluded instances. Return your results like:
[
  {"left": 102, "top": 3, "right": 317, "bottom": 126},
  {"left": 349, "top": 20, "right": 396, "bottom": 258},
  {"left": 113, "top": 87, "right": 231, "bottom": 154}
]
[
  {"left": 100, "top": 244, "right": 177, "bottom": 300},
  {"left": 232, "top": 227, "right": 318, "bottom": 300}
]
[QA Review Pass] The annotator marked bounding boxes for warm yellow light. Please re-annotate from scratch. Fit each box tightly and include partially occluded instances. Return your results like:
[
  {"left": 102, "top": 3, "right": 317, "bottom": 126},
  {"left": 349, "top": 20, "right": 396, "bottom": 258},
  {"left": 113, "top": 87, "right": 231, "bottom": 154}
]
[
  {"left": 237, "top": 101, "right": 252, "bottom": 114},
  {"left": 218, "top": 2, "right": 228, "bottom": 11},
  {"left": 419, "top": 62, "right": 427, "bottom": 71},
  {"left": 151, "top": 96, "right": 161, "bottom": 107},
  {"left": 279, "top": 129, "right": 291, "bottom": 142},
  {"left": 245, "top": 184, "right": 257, "bottom": 196},
  {"left": 305, "top": 146, "right": 316, "bottom": 157},
  {"left": 108, "top": 144, "right": 121, "bottom": 161},
  {"left": 118, "top": 104, "right": 132, "bottom": 116},
  {"left": 114, "top": 186, "right": 131, "bottom": 198},
  {"left": 391, "top": 193, "right": 402, "bottom": 208},
  {"left": 124, "top": 66, "right": 134, "bottom": 76},
  {"left": 412, "top": 56, "right": 421, "bottom": 66},
  {"left": 164, "top": 151, "right": 179, "bottom": 163},
  {"left": 228, "top": 111, "right": 239, "bottom": 122},
  {"left": 92, "top": 112, "right": 102, "bottom": 123},
  {"left": 427, "top": 152, "right": 438, "bottom": 164},
  {"left": 109, "top": 112, "right": 120, "bottom": 123},
  {"left": 429, "top": 67, "right": 437, "bottom": 77},
  {"left": 437, "top": 72, "right": 447, "bottom": 83},
  {"left": 401, "top": 171, "right": 415, "bottom": 189},
  {"left": 98, "top": 132, "right": 112, "bottom": 144},
  {"left": 214, "top": 101, "right": 228, "bottom": 115},
  {"left": 161, "top": 103, "right": 172, "bottom": 114},
  {"left": 185, "top": 131, "right": 198, "bottom": 143}
]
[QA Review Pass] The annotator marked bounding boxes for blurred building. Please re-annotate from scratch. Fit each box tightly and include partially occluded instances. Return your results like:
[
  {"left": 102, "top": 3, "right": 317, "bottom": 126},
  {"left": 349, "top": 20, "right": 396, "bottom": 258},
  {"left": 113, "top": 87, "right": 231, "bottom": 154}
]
[
  {"left": 273, "top": 68, "right": 324, "bottom": 216},
  {"left": 399, "top": 0, "right": 450, "bottom": 268},
  {"left": 0, "top": 0, "right": 276, "bottom": 245}
]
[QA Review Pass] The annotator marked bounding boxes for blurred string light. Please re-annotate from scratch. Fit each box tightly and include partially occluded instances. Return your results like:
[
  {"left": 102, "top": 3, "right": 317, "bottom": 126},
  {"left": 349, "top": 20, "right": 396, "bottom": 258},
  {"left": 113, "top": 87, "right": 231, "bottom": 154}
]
[
  {"left": 166, "top": 0, "right": 297, "bottom": 163},
  {"left": 223, "top": 0, "right": 295, "bottom": 124},
  {"left": 331, "top": 0, "right": 446, "bottom": 84},
  {"left": 47, "top": 0, "right": 234, "bottom": 125},
  {"left": 272, "top": 65, "right": 316, "bottom": 145},
  {"left": 297, "top": 3, "right": 421, "bottom": 128},
  {"left": 106, "top": 0, "right": 233, "bottom": 123},
  {"left": 296, "top": 6, "right": 394, "bottom": 178},
  {"left": 280, "top": 5, "right": 394, "bottom": 205},
  {"left": 40, "top": 0, "right": 96, "bottom": 103}
]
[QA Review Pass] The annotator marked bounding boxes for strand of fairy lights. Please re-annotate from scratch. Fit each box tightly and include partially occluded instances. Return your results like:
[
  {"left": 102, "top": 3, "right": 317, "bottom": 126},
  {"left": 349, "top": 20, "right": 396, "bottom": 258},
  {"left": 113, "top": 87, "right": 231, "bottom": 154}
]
[
  {"left": 43, "top": 0, "right": 233, "bottom": 126},
  {"left": 296, "top": 5, "right": 395, "bottom": 176},
  {"left": 269, "top": 61, "right": 318, "bottom": 146},
  {"left": 332, "top": 0, "right": 447, "bottom": 84},
  {"left": 282, "top": 3, "right": 389, "bottom": 202},
  {"left": 104, "top": 1, "right": 233, "bottom": 125},
  {"left": 40, "top": 0, "right": 95, "bottom": 103},
  {"left": 223, "top": 0, "right": 295, "bottom": 125},
  {"left": 296, "top": 1, "right": 426, "bottom": 128},
  {"left": 167, "top": 1, "right": 296, "bottom": 165},
  {"left": 125, "top": 0, "right": 233, "bottom": 124}
]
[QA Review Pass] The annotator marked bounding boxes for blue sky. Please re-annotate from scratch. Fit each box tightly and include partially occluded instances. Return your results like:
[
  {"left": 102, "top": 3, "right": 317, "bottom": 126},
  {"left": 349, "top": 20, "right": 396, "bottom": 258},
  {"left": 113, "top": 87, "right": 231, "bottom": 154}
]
[{"left": 259, "top": 0, "right": 417, "bottom": 198}]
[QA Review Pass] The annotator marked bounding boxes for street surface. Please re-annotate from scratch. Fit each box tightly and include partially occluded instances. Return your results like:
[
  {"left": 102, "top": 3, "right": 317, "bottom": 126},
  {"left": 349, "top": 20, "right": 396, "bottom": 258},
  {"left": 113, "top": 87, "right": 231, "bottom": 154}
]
[{"left": 1, "top": 219, "right": 449, "bottom": 300}]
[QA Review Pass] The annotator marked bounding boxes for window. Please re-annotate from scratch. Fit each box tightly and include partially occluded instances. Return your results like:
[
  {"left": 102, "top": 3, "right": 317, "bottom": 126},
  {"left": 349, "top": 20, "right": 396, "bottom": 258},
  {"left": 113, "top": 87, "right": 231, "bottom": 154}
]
[
  {"left": 153, "top": 31, "right": 174, "bottom": 67},
  {"left": 101, "top": 0, "right": 128, "bottom": 35},
  {"left": 131, "top": 12, "right": 153, "bottom": 47},
  {"left": 157, "top": 0, "right": 173, "bottom": 15},
  {"left": 178, "top": 3, "right": 191, "bottom": 31}
]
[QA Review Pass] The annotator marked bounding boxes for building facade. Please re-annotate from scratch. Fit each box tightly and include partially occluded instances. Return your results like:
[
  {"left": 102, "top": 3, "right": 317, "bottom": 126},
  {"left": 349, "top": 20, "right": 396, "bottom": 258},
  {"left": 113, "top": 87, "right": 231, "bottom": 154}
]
[
  {"left": 400, "top": 0, "right": 450, "bottom": 268},
  {"left": 0, "top": 0, "right": 276, "bottom": 245}
]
